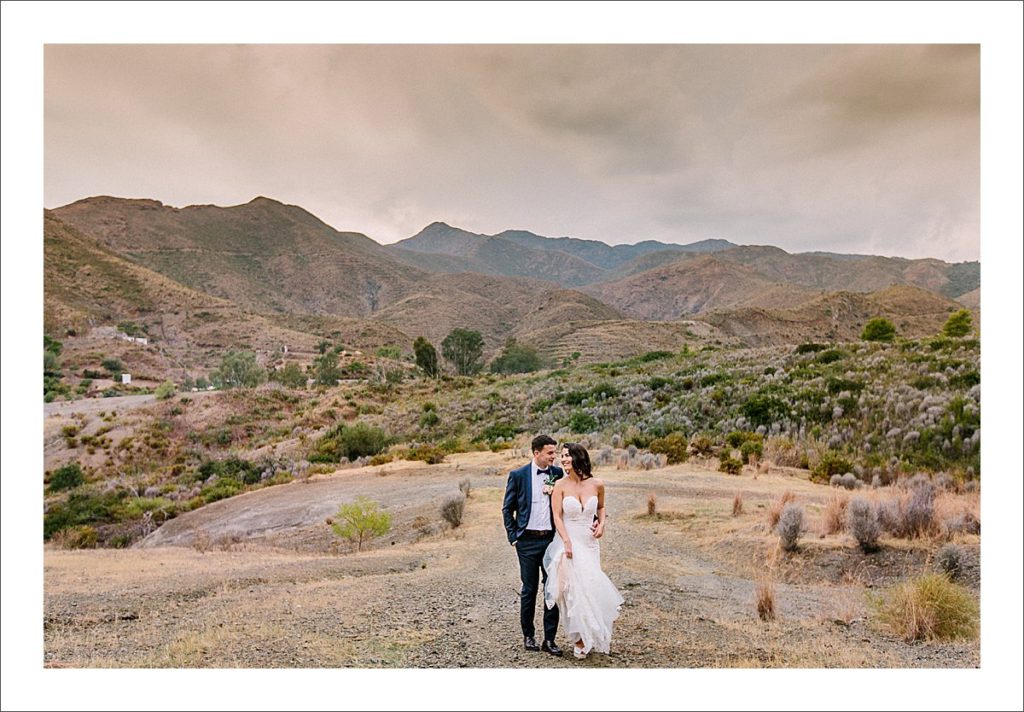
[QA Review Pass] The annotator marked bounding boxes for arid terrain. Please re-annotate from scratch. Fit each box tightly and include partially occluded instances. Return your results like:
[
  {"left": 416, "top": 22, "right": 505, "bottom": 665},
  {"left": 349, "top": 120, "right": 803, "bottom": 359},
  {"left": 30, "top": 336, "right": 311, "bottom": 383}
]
[{"left": 44, "top": 451, "right": 979, "bottom": 668}]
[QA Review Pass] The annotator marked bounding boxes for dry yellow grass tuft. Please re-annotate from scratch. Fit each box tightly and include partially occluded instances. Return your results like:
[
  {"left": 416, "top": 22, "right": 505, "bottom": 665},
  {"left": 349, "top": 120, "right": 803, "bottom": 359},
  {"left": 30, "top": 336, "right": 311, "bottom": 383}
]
[
  {"left": 755, "top": 578, "right": 776, "bottom": 621},
  {"left": 766, "top": 491, "right": 796, "bottom": 530},
  {"left": 871, "top": 573, "right": 979, "bottom": 642},
  {"left": 821, "top": 493, "right": 849, "bottom": 535},
  {"left": 647, "top": 493, "right": 657, "bottom": 516},
  {"left": 732, "top": 493, "right": 743, "bottom": 517}
]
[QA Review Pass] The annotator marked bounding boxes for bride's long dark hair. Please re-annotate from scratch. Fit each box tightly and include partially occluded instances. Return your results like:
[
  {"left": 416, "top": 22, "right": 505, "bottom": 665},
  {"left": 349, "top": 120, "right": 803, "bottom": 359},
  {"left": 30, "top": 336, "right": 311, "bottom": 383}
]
[{"left": 562, "top": 442, "right": 593, "bottom": 480}]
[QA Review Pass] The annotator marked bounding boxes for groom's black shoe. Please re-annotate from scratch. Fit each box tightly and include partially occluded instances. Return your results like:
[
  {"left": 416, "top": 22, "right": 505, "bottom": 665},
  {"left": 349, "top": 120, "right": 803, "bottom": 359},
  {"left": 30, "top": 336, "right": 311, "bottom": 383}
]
[
  {"left": 523, "top": 636, "right": 540, "bottom": 651},
  {"left": 541, "top": 640, "right": 563, "bottom": 656}
]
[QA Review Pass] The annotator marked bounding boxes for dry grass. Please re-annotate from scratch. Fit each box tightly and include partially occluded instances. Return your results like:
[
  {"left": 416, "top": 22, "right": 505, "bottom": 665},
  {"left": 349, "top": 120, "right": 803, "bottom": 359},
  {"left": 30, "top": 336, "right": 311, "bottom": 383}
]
[
  {"left": 647, "top": 493, "right": 657, "bottom": 516},
  {"left": 755, "top": 578, "right": 776, "bottom": 621},
  {"left": 821, "top": 493, "right": 849, "bottom": 535},
  {"left": 871, "top": 573, "right": 979, "bottom": 642},
  {"left": 732, "top": 493, "right": 743, "bottom": 517},
  {"left": 766, "top": 491, "right": 796, "bottom": 530}
]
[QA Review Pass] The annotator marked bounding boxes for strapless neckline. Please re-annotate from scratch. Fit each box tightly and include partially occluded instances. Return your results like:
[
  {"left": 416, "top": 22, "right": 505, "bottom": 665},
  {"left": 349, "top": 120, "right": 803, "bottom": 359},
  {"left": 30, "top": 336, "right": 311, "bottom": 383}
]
[{"left": 564, "top": 494, "right": 598, "bottom": 507}]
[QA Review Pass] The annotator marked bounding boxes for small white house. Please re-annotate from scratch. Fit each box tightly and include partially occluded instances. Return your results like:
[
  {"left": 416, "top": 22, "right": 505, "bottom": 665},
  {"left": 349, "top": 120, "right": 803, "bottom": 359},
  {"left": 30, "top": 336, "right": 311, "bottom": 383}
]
[{"left": 121, "top": 373, "right": 132, "bottom": 384}]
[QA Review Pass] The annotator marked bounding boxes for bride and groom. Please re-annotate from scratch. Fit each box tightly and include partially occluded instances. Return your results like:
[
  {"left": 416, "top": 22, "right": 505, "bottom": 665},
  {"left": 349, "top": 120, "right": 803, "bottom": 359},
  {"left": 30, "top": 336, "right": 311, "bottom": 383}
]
[{"left": 502, "top": 434, "right": 623, "bottom": 660}]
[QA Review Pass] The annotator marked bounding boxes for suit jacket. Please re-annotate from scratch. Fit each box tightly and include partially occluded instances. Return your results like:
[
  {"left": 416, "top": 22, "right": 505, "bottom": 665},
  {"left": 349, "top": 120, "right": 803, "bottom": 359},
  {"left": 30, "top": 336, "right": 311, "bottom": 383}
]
[{"left": 502, "top": 462, "right": 565, "bottom": 544}]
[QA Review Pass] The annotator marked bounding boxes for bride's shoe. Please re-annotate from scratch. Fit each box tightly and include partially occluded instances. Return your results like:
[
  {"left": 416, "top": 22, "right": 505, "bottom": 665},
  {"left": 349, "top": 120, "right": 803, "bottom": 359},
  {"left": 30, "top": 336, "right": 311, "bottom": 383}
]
[{"left": 573, "top": 643, "right": 587, "bottom": 660}]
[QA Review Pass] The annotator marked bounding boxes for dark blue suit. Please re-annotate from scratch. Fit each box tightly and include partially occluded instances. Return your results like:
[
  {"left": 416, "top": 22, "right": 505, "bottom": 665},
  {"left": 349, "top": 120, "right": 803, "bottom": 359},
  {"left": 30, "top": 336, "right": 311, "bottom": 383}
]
[{"left": 502, "top": 462, "right": 564, "bottom": 642}]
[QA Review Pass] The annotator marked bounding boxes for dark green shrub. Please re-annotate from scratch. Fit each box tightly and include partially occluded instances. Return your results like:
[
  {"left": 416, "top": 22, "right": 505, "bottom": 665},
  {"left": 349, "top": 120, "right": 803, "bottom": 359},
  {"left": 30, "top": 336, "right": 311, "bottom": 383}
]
[
  {"left": 311, "top": 422, "right": 390, "bottom": 462},
  {"left": 478, "top": 422, "right": 520, "bottom": 442},
  {"left": 795, "top": 343, "right": 827, "bottom": 354},
  {"left": 862, "top": 317, "right": 896, "bottom": 343},
  {"left": 405, "top": 444, "right": 446, "bottom": 464},
  {"left": 567, "top": 411, "right": 598, "bottom": 433},
  {"left": 827, "top": 377, "right": 865, "bottom": 394},
  {"left": 718, "top": 454, "right": 743, "bottom": 475},
  {"left": 48, "top": 462, "right": 85, "bottom": 492},
  {"left": 741, "top": 394, "right": 787, "bottom": 427},
  {"left": 690, "top": 435, "right": 715, "bottom": 457},
  {"left": 815, "top": 349, "right": 846, "bottom": 364}
]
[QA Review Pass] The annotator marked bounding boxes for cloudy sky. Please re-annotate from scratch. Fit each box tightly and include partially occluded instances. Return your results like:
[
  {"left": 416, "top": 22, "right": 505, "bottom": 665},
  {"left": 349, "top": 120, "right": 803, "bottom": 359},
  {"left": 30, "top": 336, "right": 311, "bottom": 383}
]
[{"left": 45, "top": 44, "right": 979, "bottom": 261}]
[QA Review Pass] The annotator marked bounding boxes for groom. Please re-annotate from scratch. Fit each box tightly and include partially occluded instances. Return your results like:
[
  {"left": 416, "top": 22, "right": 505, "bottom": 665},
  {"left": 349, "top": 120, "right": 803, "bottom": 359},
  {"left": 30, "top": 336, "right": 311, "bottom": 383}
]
[{"left": 502, "top": 434, "right": 564, "bottom": 656}]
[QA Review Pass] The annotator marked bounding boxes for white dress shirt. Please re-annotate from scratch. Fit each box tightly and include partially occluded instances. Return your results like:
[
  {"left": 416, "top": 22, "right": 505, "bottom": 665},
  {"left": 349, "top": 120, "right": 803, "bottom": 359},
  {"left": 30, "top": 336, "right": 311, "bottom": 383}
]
[{"left": 525, "top": 462, "right": 553, "bottom": 531}]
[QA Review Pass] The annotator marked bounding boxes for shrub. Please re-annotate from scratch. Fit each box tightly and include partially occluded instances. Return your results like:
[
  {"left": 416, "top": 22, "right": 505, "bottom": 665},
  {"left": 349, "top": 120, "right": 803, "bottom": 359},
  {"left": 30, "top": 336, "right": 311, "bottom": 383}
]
[
  {"left": 846, "top": 498, "right": 881, "bottom": 552},
  {"left": 815, "top": 349, "right": 845, "bottom": 364},
  {"left": 405, "top": 444, "right": 446, "bottom": 464},
  {"left": 871, "top": 573, "right": 978, "bottom": 641},
  {"left": 440, "top": 494, "right": 466, "bottom": 528},
  {"left": 273, "top": 362, "right": 308, "bottom": 388},
  {"left": 48, "top": 462, "right": 85, "bottom": 492},
  {"left": 680, "top": 435, "right": 709, "bottom": 457},
  {"left": 213, "top": 350, "right": 266, "bottom": 389},
  {"left": 718, "top": 455, "right": 743, "bottom": 475},
  {"left": 813, "top": 450, "right": 853, "bottom": 483},
  {"left": 942, "top": 309, "right": 973, "bottom": 338},
  {"left": 311, "top": 422, "right": 390, "bottom": 462},
  {"left": 764, "top": 437, "right": 802, "bottom": 467},
  {"left": 458, "top": 478, "right": 472, "bottom": 498},
  {"left": 413, "top": 336, "right": 440, "bottom": 378},
  {"left": 647, "top": 493, "right": 657, "bottom": 516},
  {"left": 102, "top": 357, "right": 124, "bottom": 374},
  {"left": 777, "top": 503, "right": 804, "bottom": 551},
  {"left": 795, "top": 342, "right": 827, "bottom": 354},
  {"left": 331, "top": 498, "right": 391, "bottom": 551},
  {"left": 52, "top": 524, "right": 98, "bottom": 549},
  {"left": 902, "top": 481, "right": 937, "bottom": 538},
  {"left": 489, "top": 338, "right": 544, "bottom": 374},
  {"left": 741, "top": 394, "right": 787, "bottom": 428},
  {"left": 732, "top": 493, "right": 743, "bottom": 517},
  {"left": 649, "top": 432, "right": 688, "bottom": 464},
  {"left": 419, "top": 410, "right": 441, "bottom": 429},
  {"left": 478, "top": 422, "right": 520, "bottom": 442},
  {"left": 862, "top": 317, "right": 896, "bottom": 343},
  {"left": 935, "top": 543, "right": 968, "bottom": 581},
  {"left": 567, "top": 411, "right": 598, "bottom": 433},
  {"left": 154, "top": 380, "right": 176, "bottom": 400},
  {"left": 740, "top": 439, "right": 764, "bottom": 463}
]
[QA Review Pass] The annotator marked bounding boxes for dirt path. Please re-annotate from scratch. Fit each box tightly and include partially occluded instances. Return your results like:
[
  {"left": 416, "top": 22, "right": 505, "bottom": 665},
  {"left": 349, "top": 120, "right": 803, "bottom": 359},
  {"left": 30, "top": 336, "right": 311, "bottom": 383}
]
[{"left": 44, "top": 454, "right": 979, "bottom": 668}]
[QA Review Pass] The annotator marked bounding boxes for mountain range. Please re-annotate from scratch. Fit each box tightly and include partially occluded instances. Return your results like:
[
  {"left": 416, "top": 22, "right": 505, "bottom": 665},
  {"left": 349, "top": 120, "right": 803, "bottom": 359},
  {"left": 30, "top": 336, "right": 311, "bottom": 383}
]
[{"left": 45, "top": 195, "right": 979, "bottom": 375}]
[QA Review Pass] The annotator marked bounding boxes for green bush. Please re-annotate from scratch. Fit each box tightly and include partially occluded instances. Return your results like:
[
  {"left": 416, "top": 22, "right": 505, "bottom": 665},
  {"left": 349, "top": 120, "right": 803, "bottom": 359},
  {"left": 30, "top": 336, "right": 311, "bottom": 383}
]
[
  {"left": 862, "top": 317, "right": 897, "bottom": 343},
  {"left": 489, "top": 338, "right": 544, "bottom": 374},
  {"left": 478, "top": 422, "right": 520, "bottom": 442},
  {"left": 44, "top": 490, "right": 125, "bottom": 539},
  {"left": 102, "top": 357, "right": 124, "bottom": 374},
  {"left": 567, "top": 411, "right": 598, "bottom": 433},
  {"left": 419, "top": 411, "right": 441, "bottom": 429},
  {"left": 690, "top": 435, "right": 715, "bottom": 457},
  {"left": 155, "top": 380, "right": 176, "bottom": 400},
  {"left": 404, "top": 444, "right": 446, "bottom": 464},
  {"left": 330, "top": 497, "right": 391, "bottom": 551},
  {"left": 813, "top": 450, "right": 853, "bottom": 482},
  {"left": 740, "top": 439, "right": 764, "bottom": 461},
  {"left": 55, "top": 525, "right": 98, "bottom": 549},
  {"left": 741, "top": 394, "right": 787, "bottom": 427},
  {"left": 48, "top": 462, "right": 85, "bottom": 492},
  {"left": 795, "top": 343, "right": 827, "bottom": 354},
  {"left": 649, "top": 432, "right": 688, "bottom": 464},
  {"left": 726, "top": 431, "right": 761, "bottom": 448},
  {"left": 273, "top": 362, "right": 308, "bottom": 388},
  {"left": 718, "top": 454, "right": 743, "bottom": 475},
  {"left": 815, "top": 349, "right": 846, "bottom": 364},
  {"left": 311, "top": 422, "right": 390, "bottom": 462},
  {"left": 376, "top": 345, "right": 402, "bottom": 360},
  {"left": 942, "top": 309, "right": 973, "bottom": 338}
]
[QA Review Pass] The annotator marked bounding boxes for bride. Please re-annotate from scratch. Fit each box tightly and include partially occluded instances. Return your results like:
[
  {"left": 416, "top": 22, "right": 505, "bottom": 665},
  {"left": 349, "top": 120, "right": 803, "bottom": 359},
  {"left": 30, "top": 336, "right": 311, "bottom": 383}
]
[{"left": 543, "top": 442, "right": 624, "bottom": 659}]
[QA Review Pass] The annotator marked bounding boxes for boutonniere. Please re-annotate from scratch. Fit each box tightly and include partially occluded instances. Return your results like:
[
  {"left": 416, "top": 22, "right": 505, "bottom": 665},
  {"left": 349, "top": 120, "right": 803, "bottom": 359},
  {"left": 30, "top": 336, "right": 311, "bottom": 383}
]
[{"left": 542, "top": 471, "right": 558, "bottom": 495}]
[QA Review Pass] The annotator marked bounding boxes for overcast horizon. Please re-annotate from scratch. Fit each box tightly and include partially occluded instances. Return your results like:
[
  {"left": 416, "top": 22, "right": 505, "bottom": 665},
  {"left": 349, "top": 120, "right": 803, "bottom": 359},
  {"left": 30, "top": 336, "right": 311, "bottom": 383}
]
[{"left": 45, "top": 44, "right": 980, "bottom": 262}]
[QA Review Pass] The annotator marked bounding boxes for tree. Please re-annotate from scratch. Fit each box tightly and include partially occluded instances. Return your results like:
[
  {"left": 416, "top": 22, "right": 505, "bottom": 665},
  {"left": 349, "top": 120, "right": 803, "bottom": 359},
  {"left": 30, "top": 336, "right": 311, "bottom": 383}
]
[
  {"left": 441, "top": 328, "right": 485, "bottom": 376},
  {"left": 943, "top": 309, "right": 973, "bottom": 338},
  {"left": 413, "top": 337, "right": 440, "bottom": 378},
  {"left": 489, "top": 338, "right": 544, "bottom": 374},
  {"left": 862, "top": 317, "right": 896, "bottom": 343},
  {"left": 213, "top": 350, "right": 266, "bottom": 389},
  {"left": 330, "top": 497, "right": 391, "bottom": 551},
  {"left": 312, "top": 350, "right": 342, "bottom": 386},
  {"left": 273, "top": 362, "right": 307, "bottom": 388}
]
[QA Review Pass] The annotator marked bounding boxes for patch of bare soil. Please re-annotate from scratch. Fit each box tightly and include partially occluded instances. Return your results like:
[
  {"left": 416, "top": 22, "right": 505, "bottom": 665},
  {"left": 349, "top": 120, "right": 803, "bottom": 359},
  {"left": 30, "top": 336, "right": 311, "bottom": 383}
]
[{"left": 43, "top": 454, "right": 980, "bottom": 668}]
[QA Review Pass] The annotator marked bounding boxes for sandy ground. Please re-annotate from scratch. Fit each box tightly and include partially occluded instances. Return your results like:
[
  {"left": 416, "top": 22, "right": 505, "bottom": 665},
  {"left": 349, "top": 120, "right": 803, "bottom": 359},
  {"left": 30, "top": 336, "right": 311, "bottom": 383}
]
[{"left": 43, "top": 452, "right": 980, "bottom": 668}]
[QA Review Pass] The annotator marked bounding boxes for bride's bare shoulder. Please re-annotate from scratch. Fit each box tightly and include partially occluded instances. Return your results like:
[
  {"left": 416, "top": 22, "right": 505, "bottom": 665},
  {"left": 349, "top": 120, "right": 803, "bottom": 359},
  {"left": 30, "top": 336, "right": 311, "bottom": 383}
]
[{"left": 591, "top": 477, "right": 605, "bottom": 488}]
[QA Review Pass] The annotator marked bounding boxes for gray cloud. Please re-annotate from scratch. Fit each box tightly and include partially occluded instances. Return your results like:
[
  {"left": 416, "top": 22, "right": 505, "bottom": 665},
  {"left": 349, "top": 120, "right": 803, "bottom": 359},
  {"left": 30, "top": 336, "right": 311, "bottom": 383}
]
[{"left": 44, "top": 44, "right": 979, "bottom": 261}]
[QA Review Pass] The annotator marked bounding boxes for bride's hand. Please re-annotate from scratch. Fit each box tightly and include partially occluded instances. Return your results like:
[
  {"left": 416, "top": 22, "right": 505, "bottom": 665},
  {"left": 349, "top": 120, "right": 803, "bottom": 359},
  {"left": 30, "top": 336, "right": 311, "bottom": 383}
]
[
  {"left": 565, "top": 542, "right": 573, "bottom": 559},
  {"left": 592, "top": 521, "right": 604, "bottom": 539}
]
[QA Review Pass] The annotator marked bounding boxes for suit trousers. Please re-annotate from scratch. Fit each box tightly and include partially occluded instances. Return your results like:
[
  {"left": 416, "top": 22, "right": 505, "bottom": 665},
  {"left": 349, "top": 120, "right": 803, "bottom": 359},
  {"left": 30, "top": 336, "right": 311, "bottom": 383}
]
[{"left": 516, "top": 532, "right": 559, "bottom": 641}]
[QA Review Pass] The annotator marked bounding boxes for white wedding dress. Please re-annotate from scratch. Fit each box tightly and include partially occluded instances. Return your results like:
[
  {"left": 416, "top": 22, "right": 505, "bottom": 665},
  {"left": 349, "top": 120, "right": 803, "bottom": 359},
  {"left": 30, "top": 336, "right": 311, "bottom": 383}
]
[{"left": 542, "top": 495, "right": 624, "bottom": 655}]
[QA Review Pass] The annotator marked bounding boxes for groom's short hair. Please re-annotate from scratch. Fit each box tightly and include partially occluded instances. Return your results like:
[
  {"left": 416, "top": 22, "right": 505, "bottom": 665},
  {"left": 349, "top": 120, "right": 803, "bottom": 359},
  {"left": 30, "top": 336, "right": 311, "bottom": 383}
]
[{"left": 531, "top": 434, "right": 557, "bottom": 453}]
